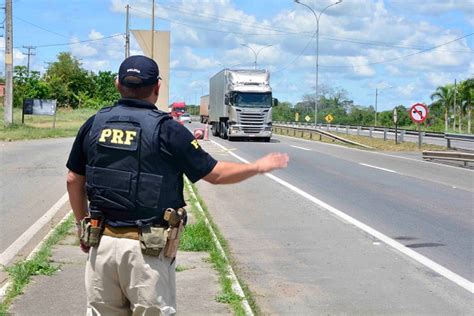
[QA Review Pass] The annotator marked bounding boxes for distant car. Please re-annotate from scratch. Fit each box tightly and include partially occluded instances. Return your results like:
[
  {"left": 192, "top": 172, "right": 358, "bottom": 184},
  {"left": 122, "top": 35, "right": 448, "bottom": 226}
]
[{"left": 179, "top": 113, "right": 192, "bottom": 124}]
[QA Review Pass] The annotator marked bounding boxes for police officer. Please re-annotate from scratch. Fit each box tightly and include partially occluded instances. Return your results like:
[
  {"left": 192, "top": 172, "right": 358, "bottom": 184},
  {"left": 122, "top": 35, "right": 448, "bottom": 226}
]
[{"left": 66, "top": 55, "right": 289, "bottom": 315}]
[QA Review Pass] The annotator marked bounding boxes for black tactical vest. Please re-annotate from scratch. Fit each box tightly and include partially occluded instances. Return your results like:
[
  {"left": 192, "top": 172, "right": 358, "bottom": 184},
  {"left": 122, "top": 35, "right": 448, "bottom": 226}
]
[{"left": 85, "top": 103, "right": 178, "bottom": 224}]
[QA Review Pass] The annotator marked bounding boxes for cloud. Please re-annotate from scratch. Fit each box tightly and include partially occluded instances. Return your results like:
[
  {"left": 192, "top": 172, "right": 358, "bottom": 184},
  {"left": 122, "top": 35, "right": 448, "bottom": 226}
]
[
  {"left": 396, "top": 83, "right": 418, "bottom": 98},
  {"left": 389, "top": 0, "right": 473, "bottom": 15},
  {"left": 70, "top": 36, "right": 98, "bottom": 57},
  {"left": 89, "top": 30, "right": 104, "bottom": 40},
  {"left": 104, "top": 0, "right": 471, "bottom": 107},
  {"left": 172, "top": 47, "right": 219, "bottom": 71},
  {"left": 82, "top": 60, "right": 110, "bottom": 73}
]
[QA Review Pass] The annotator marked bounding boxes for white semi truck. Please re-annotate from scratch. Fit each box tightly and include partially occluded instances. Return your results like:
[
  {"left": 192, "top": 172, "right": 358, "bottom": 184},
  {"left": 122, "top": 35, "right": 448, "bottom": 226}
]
[{"left": 209, "top": 69, "right": 277, "bottom": 142}]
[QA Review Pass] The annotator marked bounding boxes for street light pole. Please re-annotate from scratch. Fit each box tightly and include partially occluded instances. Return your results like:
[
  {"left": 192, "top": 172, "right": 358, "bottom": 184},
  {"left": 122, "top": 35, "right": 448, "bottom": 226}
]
[
  {"left": 294, "top": 0, "right": 342, "bottom": 126},
  {"left": 241, "top": 44, "right": 273, "bottom": 69}
]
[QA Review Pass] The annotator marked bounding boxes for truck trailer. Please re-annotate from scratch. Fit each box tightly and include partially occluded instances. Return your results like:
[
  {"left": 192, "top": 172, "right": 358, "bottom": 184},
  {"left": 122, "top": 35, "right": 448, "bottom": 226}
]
[
  {"left": 199, "top": 95, "right": 209, "bottom": 123},
  {"left": 209, "top": 69, "right": 276, "bottom": 141}
]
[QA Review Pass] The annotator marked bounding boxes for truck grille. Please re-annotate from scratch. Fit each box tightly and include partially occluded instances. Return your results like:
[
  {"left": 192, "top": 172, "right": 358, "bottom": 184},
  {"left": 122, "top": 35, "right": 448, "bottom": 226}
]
[{"left": 238, "top": 112, "right": 265, "bottom": 133}]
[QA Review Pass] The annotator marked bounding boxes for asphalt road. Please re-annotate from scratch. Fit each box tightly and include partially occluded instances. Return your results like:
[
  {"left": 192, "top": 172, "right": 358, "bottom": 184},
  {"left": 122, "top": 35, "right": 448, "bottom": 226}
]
[
  {"left": 280, "top": 123, "right": 474, "bottom": 151},
  {"left": 188, "top": 121, "right": 473, "bottom": 314},
  {"left": 2, "top": 125, "right": 472, "bottom": 314},
  {"left": 0, "top": 138, "right": 73, "bottom": 254}
]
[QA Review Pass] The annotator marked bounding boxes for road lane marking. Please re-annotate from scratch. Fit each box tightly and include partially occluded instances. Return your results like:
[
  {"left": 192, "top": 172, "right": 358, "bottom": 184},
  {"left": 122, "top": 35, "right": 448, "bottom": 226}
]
[
  {"left": 275, "top": 133, "right": 474, "bottom": 173},
  {"left": 0, "top": 192, "right": 69, "bottom": 266},
  {"left": 0, "top": 210, "right": 73, "bottom": 301},
  {"left": 360, "top": 163, "right": 397, "bottom": 174},
  {"left": 290, "top": 145, "right": 311, "bottom": 151},
  {"left": 210, "top": 140, "right": 474, "bottom": 294}
]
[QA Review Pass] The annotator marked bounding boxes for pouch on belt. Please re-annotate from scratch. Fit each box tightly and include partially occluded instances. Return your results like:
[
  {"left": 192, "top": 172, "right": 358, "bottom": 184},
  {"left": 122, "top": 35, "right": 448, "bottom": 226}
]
[
  {"left": 80, "top": 215, "right": 104, "bottom": 248},
  {"left": 139, "top": 226, "right": 168, "bottom": 256}
]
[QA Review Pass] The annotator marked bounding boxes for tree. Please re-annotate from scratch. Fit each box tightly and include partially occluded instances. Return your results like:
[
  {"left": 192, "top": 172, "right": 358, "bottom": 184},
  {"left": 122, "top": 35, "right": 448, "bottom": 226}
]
[
  {"left": 272, "top": 101, "right": 295, "bottom": 122},
  {"left": 13, "top": 66, "right": 50, "bottom": 108},
  {"left": 456, "top": 78, "right": 473, "bottom": 133},
  {"left": 44, "top": 52, "right": 94, "bottom": 108},
  {"left": 430, "top": 85, "right": 453, "bottom": 131}
]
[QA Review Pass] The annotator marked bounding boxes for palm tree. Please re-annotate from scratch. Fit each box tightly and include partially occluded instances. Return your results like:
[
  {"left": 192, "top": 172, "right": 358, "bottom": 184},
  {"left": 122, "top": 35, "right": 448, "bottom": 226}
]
[
  {"left": 430, "top": 85, "right": 453, "bottom": 132},
  {"left": 459, "top": 78, "right": 473, "bottom": 134}
]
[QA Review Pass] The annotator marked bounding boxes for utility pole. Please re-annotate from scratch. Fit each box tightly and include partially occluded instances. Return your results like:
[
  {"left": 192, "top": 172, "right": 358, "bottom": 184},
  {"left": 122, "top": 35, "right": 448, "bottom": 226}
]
[
  {"left": 125, "top": 4, "right": 130, "bottom": 58},
  {"left": 151, "top": 0, "right": 155, "bottom": 59},
  {"left": 374, "top": 88, "right": 378, "bottom": 126},
  {"left": 22, "top": 45, "right": 36, "bottom": 76},
  {"left": 453, "top": 79, "right": 457, "bottom": 131},
  {"left": 4, "top": 0, "right": 13, "bottom": 125}
]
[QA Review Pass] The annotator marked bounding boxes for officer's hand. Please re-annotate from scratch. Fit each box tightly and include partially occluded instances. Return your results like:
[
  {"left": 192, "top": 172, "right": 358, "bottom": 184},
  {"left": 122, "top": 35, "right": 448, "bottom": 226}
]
[{"left": 255, "top": 152, "right": 289, "bottom": 173}]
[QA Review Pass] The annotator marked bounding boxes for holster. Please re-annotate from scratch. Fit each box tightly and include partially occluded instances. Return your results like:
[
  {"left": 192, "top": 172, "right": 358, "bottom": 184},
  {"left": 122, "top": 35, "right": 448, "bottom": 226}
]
[
  {"left": 163, "top": 208, "right": 186, "bottom": 258},
  {"left": 164, "top": 220, "right": 184, "bottom": 258},
  {"left": 80, "top": 216, "right": 104, "bottom": 248}
]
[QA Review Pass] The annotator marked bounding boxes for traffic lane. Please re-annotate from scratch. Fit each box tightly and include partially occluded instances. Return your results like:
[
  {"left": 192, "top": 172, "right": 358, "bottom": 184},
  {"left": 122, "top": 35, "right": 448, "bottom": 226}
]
[
  {"left": 194, "top": 143, "right": 472, "bottom": 314},
  {"left": 0, "top": 138, "right": 72, "bottom": 253},
  {"left": 273, "top": 134, "right": 473, "bottom": 191},
  {"left": 206, "top": 136, "right": 473, "bottom": 281}
]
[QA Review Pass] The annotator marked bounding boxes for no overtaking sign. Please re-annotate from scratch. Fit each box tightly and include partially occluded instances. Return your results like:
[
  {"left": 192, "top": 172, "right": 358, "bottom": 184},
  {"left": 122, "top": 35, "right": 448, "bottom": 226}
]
[{"left": 409, "top": 103, "right": 428, "bottom": 124}]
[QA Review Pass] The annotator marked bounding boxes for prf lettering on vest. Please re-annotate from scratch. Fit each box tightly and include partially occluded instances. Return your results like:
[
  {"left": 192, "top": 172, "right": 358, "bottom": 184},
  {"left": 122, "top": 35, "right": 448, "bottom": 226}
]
[{"left": 99, "top": 128, "right": 137, "bottom": 145}]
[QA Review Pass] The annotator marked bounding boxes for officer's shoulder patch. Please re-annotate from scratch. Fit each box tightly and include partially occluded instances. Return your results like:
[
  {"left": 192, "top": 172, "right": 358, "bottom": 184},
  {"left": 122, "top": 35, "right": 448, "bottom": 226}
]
[{"left": 190, "top": 139, "right": 200, "bottom": 150}]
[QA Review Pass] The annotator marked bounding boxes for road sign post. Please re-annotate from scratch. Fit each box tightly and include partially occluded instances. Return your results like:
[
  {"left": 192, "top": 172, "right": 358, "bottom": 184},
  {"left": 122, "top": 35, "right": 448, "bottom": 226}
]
[
  {"left": 409, "top": 103, "right": 428, "bottom": 149},
  {"left": 393, "top": 108, "right": 398, "bottom": 144}
]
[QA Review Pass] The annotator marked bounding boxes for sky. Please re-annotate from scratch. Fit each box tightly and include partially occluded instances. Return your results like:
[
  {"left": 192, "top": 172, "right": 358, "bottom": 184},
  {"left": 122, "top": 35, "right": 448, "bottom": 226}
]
[{"left": 1, "top": 0, "right": 473, "bottom": 111}]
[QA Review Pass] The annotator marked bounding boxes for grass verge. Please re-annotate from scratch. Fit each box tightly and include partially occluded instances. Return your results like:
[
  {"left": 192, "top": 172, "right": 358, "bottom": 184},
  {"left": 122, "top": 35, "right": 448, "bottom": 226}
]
[
  {"left": 0, "top": 215, "right": 74, "bottom": 315},
  {"left": 0, "top": 107, "right": 96, "bottom": 141},
  {"left": 183, "top": 180, "right": 259, "bottom": 316}
]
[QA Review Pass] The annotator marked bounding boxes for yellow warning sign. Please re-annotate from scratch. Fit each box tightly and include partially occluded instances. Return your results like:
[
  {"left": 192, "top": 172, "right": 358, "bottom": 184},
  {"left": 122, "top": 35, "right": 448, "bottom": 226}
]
[
  {"left": 305, "top": 115, "right": 311, "bottom": 122},
  {"left": 325, "top": 114, "right": 334, "bottom": 123},
  {"left": 295, "top": 112, "right": 299, "bottom": 121}
]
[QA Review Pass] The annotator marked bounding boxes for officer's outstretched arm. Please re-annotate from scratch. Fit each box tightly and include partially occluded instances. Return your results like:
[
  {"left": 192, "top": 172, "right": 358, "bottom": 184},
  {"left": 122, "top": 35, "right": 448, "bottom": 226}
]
[
  {"left": 66, "top": 170, "right": 88, "bottom": 223},
  {"left": 203, "top": 152, "right": 289, "bottom": 185}
]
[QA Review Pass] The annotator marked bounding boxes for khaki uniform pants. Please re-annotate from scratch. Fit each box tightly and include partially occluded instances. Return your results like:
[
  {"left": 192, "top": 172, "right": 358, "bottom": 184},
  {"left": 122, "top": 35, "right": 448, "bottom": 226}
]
[{"left": 85, "top": 235, "right": 176, "bottom": 315}]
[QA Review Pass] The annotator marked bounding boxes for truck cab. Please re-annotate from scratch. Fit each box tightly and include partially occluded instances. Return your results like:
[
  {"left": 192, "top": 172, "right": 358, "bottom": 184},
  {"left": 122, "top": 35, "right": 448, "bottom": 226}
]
[
  {"left": 209, "top": 69, "right": 275, "bottom": 142},
  {"left": 170, "top": 102, "right": 186, "bottom": 120}
]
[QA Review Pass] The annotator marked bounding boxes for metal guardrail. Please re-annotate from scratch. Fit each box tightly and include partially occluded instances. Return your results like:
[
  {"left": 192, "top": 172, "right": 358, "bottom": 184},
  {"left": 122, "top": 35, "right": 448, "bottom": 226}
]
[
  {"left": 422, "top": 150, "right": 474, "bottom": 166},
  {"left": 273, "top": 121, "right": 445, "bottom": 138},
  {"left": 445, "top": 133, "right": 474, "bottom": 149},
  {"left": 272, "top": 124, "right": 374, "bottom": 149}
]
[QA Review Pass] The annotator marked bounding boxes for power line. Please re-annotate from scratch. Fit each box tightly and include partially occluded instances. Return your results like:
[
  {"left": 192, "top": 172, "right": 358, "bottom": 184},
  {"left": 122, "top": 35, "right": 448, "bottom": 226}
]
[
  {"left": 320, "top": 32, "right": 473, "bottom": 69},
  {"left": 13, "top": 15, "right": 69, "bottom": 38},
  {"left": 13, "top": 33, "right": 123, "bottom": 49},
  {"left": 130, "top": 5, "right": 473, "bottom": 54},
  {"left": 130, "top": 7, "right": 289, "bottom": 36}
]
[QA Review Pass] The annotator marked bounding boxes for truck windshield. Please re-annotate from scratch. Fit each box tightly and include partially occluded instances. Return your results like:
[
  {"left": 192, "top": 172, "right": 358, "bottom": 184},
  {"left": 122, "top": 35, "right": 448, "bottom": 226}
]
[{"left": 234, "top": 92, "right": 272, "bottom": 108}]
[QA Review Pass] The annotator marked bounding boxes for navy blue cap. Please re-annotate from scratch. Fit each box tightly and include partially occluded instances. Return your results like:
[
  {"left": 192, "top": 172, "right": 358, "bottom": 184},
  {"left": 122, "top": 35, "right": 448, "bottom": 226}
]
[{"left": 118, "top": 55, "right": 160, "bottom": 87}]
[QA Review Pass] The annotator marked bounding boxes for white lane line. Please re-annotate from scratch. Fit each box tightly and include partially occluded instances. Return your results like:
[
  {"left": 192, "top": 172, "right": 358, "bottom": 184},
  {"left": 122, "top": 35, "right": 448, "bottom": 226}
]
[
  {"left": 290, "top": 145, "right": 311, "bottom": 151},
  {"left": 210, "top": 140, "right": 474, "bottom": 294},
  {"left": 0, "top": 192, "right": 69, "bottom": 266},
  {"left": 0, "top": 211, "right": 73, "bottom": 302},
  {"left": 276, "top": 133, "right": 474, "bottom": 173},
  {"left": 360, "top": 163, "right": 398, "bottom": 174}
]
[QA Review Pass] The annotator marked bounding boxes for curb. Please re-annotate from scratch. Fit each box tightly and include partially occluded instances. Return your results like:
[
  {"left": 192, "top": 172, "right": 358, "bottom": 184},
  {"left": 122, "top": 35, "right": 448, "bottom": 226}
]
[{"left": 184, "top": 178, "right": 254, "bottom": 316}]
